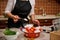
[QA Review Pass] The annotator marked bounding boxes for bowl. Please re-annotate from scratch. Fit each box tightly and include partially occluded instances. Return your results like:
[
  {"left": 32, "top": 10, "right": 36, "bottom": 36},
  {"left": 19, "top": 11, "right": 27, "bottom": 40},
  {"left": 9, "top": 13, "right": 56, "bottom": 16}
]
[
  {"left": 24, "top": 24, "right": 33, "bottom": 28},
  {"left": 24, "top": 32, "right": 40, "bottom": 38},
  {"left": 4, "top": 32, "right": 19, "bottom": 40}
]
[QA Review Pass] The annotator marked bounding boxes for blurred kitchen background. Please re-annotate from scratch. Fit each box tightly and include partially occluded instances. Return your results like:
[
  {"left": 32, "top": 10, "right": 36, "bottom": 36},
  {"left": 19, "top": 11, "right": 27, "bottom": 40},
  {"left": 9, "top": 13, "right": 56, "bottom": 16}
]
[
  {"left": 0, "top": 0, "right": 60, "bottom": 40},
  {"left": 0, "top": 0, "right": 60, "bottom": 30}
]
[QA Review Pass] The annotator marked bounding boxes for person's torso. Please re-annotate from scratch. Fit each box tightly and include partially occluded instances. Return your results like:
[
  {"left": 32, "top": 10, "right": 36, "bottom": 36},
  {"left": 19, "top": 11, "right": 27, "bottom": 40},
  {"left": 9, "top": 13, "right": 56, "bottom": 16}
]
[{"left": 11, "top": 0, "right": 32, "bottom": 18}]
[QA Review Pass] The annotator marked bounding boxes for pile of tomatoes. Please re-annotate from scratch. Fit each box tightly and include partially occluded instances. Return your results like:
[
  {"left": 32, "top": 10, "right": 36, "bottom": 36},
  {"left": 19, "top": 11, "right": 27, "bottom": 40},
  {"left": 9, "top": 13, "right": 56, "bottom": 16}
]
[
  {"left": 23, "top": 27, "right": 43, "bottom": 38},
  {"left": 25, "top": 27, "right": 43, "bottom": 33}
]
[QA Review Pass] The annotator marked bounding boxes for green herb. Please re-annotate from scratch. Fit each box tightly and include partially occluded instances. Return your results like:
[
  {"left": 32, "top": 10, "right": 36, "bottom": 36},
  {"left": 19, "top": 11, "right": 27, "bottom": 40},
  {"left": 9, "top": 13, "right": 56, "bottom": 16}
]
[{"left": 3, "top": 28, "right": 16, "bottom": 35}]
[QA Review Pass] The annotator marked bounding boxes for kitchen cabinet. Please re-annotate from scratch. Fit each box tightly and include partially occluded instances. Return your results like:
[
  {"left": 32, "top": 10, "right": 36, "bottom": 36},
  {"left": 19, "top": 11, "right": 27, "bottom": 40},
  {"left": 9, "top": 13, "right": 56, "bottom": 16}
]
[
  {"left": 34, "top": 15, "right": 59, "bottom": 26},
  {"left": 38, "top": 19, "right": 54, "bottom": 26},
  {"left": 0, "top": 20, "right": 7, "bottom": 29},
  {"left": 29, "top": 19, "right": 54, "bottom": 26}
]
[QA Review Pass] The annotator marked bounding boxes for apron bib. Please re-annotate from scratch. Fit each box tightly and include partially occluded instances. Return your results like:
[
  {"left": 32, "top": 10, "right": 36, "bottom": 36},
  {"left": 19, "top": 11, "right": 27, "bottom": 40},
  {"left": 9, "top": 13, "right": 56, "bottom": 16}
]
[{"left": 8, "top": 0, "right": 32, "bottom": 28}]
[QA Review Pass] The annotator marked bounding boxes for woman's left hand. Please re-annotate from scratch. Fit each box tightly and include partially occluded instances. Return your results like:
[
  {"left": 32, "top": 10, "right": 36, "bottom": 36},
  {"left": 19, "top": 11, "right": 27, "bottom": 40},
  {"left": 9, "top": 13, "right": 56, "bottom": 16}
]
[{"left": 32, "top": 20, "right": 40, "bottom": 26}]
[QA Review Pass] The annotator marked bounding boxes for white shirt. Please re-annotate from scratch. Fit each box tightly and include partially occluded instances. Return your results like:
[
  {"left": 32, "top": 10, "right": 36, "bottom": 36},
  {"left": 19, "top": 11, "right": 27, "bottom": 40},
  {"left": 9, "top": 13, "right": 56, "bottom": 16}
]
[{"left": 5, "top": 0, "right": 35, "bottom": 15}]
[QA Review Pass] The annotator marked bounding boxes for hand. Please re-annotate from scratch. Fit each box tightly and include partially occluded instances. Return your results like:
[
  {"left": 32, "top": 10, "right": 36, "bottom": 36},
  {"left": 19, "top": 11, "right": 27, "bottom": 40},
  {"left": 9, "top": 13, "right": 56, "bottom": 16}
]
[
  {"left": 32, "top": 20, "right": 40, "bottom": 26},
  {"left": 20, "top": 27, "right": 23, "bottom": 31},
  {"left": 12, "top": 15, "right": 21, "bottom": 23}
]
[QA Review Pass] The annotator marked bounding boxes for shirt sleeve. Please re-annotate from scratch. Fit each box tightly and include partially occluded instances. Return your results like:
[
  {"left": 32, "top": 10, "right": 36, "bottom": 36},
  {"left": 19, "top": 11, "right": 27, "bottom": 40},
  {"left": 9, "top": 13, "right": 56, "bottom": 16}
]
[
  {"left": 29, "top": 0, "right": 35, "bottom": 15},
  {"left": 5, "top": 0, "right": 14, "bottom": 13}
]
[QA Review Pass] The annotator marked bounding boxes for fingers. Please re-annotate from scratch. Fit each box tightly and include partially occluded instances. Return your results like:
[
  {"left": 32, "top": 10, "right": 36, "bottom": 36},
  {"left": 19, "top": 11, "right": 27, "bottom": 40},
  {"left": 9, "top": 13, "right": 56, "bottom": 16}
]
[
  {"left": 35, "top": 20, "right": 40, "bottom": 26},
  {"left": 14, "top": 15, "right": 20, "bottom": 19},
  {"left": 14, "top": 19, "right": 18, "bottom": 23},
  {"left": 32, "top": 20, "right": 40, "bottom": 26},
  {"left": 12, "top": 15, "right": 21, "bottom": 23}
]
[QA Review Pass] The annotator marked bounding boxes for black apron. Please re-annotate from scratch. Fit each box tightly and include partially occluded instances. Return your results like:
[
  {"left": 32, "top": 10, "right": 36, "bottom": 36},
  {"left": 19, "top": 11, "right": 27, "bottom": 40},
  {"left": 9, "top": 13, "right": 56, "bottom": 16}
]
[{"left": 8, "top": 0, "right": 32, "bottom": 28}]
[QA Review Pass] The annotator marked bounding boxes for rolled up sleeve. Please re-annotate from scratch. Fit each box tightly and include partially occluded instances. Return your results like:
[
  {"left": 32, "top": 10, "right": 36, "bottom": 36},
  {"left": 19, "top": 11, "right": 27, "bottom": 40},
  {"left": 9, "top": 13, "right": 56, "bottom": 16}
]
[
  {"left": 5, "top": 0, "right": 14, "bottom": 14},
  {"left": 29, "top": 0, "right": 35, "bottom": 15}
]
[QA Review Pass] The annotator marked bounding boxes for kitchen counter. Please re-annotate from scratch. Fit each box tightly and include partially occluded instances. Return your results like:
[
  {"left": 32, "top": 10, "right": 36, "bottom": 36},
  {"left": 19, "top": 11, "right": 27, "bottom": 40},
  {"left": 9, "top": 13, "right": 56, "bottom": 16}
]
[
  {"left": 17, "top": 32, "right": 50, "bottom": 40},
  {"left": 0, "top": 15, "right": 60, "bottom": 20},
  {"left": 0, "top": 28, "right": 50, "bottom": 40},
  {"left": 35, "top": 15, "right": 60, "bottom": 19},
  {"left": 0, "top": 15, "right": 8, "bottom": 20},
  {"left": 0, "top": 18, "right": 8, "bottom": 20}
]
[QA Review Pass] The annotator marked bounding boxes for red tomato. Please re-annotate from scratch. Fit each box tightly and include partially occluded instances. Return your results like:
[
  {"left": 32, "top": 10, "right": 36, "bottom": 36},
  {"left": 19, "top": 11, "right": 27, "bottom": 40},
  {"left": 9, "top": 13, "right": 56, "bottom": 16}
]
[
  {"left": 25, "top": 28, "right": 29, "bottom": 32},
  {"left": 30, "top": 27, "right": 35, "bottom": 33},
  {"left": 28, "top": 30, "right": 33, "bottom": 33}
]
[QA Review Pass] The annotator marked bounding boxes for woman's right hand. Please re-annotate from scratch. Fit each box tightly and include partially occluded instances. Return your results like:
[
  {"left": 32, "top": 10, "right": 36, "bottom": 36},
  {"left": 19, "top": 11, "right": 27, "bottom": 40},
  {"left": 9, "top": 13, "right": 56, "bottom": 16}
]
[
  {"left": 12, "top": 15, "right": 21, "bottom": 23},
  {"left": 5, "top": 13, "right": 21, "bottom": 23}
]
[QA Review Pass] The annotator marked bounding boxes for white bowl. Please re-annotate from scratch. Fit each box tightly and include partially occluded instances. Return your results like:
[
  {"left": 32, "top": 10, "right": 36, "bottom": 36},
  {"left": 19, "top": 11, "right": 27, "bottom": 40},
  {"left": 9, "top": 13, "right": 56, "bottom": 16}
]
[{"left": 4, "top": 32, "right": 19, "bottom": 40}]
